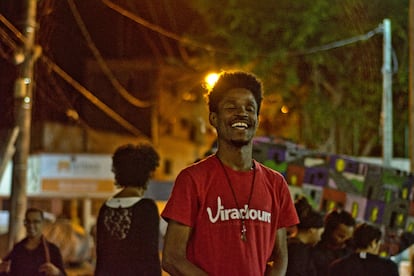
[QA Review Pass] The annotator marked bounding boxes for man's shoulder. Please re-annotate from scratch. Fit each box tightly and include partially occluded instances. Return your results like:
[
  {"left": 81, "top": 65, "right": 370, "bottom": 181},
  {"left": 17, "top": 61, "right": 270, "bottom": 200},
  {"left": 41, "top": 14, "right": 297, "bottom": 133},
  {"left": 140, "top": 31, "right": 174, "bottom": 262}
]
[
  {"left": 367, "top": 254, "right": 398, "bottom": 268},
  {"left": 255, "top": 161, "right": 284, "bottom": 177},
  {"left": 11, "top": 238, "right": 28, "bottom": 249},
  {"left": 254, "top": 162, "right": 288, "bottom": 190},
  {"left": 180, "top": 155, "right": 217, "bottom": 175},
  {"left": 191, "top": 155, "right": 216, "bottom": 167}
]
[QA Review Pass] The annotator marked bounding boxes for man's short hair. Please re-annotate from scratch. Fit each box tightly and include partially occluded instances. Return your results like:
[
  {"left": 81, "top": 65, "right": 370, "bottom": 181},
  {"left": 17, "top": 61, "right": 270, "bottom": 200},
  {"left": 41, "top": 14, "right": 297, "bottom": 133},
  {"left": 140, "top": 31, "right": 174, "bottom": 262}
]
[
  {"left": 322, "top": 209, "right": 355, "bottom": 239},
  {"left": 353, "top": 223, "right": 382, "bottom": 250},
  {"left": 295, "top": 196, "right": 324, "bottom": 229},
  {"left": 207, "top": 71, "right": 263, "bottom": 114},
  {"left": 25, "top": 207, "right": 44, "bottom": 220}
]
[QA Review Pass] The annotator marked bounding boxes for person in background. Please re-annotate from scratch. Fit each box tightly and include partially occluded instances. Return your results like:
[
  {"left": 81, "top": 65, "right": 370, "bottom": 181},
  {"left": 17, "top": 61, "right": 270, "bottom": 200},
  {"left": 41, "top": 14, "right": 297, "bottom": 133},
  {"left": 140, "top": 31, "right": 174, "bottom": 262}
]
[
  {"left": 329, "top": 223, "right": 399, "bottom": 276},
  {"left": 95, "top": 143, "right": 161, "bottom": 276},
  {"left": 0, "top": 207, "right": 66, "bottom": 276},
  {"left": 286, "top": 196, "right": 324, "bottom": 276},
  {"left": 312, "top": 209, "right": 356, "bottom": 276},
  {"left": 161, "top": 71, "right": 299, "bottom": 276}
]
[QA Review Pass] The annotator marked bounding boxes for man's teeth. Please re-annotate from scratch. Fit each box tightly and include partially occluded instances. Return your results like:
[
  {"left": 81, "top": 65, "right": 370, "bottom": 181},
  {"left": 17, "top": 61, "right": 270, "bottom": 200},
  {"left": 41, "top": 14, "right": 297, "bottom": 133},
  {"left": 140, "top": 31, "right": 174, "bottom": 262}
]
[{"left": 231, "top": 122, "right": 248, "bottom": 128}]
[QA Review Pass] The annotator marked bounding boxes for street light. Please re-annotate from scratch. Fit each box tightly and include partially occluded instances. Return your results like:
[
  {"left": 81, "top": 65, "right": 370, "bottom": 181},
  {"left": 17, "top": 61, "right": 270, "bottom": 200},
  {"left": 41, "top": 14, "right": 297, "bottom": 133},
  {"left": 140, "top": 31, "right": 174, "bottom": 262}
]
[
  {"left": 204, "top": 73, "right": 219, "bottom": 90},
  {"left": 281, "top": 105, "right": 289, "bottom": 114}
]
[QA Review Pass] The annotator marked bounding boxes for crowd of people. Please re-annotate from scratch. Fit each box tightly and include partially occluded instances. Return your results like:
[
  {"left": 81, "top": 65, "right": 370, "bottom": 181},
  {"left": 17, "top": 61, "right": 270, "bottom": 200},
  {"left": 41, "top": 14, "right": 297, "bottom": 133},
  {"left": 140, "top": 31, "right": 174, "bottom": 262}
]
[
  {"left": 0, "top": 71, "right": 402, "bottom": 275},
  {"left": 286, "top": 196, "right": 399, "bottom": 276}
]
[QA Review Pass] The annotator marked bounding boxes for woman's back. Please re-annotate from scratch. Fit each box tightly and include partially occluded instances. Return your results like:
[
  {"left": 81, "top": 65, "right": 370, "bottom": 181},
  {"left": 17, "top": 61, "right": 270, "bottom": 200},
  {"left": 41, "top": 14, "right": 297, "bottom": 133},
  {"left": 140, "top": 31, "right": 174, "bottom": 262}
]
[{"left": 95, "top": 198, "right": 161, "bottom": 276}]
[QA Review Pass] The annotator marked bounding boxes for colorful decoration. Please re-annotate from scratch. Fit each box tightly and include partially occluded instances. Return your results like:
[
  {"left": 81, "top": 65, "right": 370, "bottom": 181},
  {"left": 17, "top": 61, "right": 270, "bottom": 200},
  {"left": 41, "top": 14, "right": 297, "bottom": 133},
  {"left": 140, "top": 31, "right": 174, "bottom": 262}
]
[{"left": 252, "top": 137, "right": 414, "bottom": 256}]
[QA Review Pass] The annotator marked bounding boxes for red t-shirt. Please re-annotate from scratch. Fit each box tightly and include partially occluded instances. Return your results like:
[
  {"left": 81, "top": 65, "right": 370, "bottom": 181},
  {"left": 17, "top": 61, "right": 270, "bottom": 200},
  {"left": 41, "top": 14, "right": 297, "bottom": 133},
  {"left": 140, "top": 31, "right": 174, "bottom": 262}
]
[{"left": 162, "top": 155, "right": 299, "bottom": 276}]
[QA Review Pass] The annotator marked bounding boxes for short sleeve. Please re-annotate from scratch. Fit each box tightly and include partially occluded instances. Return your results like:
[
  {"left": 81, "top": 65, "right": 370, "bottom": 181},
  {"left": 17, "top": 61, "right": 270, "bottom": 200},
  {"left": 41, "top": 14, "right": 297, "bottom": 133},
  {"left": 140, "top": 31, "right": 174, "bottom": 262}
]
[{"left": 161, "top": 169, "right": 200, "bottom": 227}]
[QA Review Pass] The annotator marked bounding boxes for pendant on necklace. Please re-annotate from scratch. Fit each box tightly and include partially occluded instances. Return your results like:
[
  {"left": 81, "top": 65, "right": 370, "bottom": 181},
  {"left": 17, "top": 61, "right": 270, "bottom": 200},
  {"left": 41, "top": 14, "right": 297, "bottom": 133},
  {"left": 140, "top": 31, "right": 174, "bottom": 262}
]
[{"left": 241, "top": 220, "right": 247, "bottom": 242}]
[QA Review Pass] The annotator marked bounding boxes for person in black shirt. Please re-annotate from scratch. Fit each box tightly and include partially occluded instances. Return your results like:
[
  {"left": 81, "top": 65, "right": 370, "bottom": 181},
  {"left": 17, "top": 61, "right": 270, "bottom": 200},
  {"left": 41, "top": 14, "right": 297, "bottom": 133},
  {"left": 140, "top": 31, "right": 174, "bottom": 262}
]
[
  {"left": 95, "top": 143, "right": 162, "bottom": 276},
  {"left": 329, "top": 223, "right": 399, "bottom": 276},
  {"left": 286, "top": 196, "right": 324, "bottom": 276},
  {"left": 313, "top": 209, "right": 355, "bottom": 276},
  {"left": 0, "top": 208, "right": 66, "bottom": 276}
]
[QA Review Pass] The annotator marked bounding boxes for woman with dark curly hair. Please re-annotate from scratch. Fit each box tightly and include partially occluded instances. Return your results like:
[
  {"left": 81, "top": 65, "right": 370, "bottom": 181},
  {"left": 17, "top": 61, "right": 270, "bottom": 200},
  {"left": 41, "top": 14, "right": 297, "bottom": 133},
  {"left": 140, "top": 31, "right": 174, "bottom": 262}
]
[{"left": 95, "top": 143, "right": 161, "bottom": 276}]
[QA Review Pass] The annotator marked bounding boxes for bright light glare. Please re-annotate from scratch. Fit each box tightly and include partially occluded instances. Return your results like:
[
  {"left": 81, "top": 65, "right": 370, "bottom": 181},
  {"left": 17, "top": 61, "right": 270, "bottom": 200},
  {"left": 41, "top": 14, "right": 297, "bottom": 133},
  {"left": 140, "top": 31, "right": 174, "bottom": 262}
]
[
  {"left": 281, "top": 105, "right": 289, "bottom": 114},
  {"left": 204, "top": 73, "right": 219, "bottom": 90}
]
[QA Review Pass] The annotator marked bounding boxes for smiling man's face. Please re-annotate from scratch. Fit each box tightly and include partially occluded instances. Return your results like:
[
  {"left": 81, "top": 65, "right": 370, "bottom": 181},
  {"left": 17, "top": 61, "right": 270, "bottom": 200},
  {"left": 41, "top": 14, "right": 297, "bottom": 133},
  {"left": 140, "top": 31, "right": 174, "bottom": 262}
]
[
  {"left": 210, "top": 88, "right": 258, "bottom": 147},
  {"left": 24, "top": 211, "right": 44, "bottom": 239}
]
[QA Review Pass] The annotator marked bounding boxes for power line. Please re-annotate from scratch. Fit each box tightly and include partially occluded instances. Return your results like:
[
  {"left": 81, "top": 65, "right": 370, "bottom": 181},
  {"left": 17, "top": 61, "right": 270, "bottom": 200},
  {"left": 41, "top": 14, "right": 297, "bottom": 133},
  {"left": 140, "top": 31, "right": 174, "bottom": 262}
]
[
  {"left": 68, "top": 0, "right": 152, "bottom": 108},
  {"left": 0, "top": 13, "right": 26, "bottom": 43},
  {"left": 294, "top": 25, "right": 383, "bottom": 55},
  {"left": 99, "top": 2, "right": 390, "bottom": 63},
  {"left": 101, "top": 0, "right": 228, "bottom": 54},
  {"left": 0, "top": 12, "right": 147, "bottom": 138},
  {"left": 294, "top": 23, "right": 399, "bottom": 74},
  {"left": 41, "top": 55, "right": 149, "bottom": 139}
]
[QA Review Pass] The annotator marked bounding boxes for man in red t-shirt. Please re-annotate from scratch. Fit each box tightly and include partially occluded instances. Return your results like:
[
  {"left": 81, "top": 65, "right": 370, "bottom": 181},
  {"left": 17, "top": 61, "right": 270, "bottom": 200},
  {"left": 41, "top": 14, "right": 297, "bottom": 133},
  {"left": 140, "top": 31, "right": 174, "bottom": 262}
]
[{"left": 162, "top": 71, "right": 299, "bottom": 276}]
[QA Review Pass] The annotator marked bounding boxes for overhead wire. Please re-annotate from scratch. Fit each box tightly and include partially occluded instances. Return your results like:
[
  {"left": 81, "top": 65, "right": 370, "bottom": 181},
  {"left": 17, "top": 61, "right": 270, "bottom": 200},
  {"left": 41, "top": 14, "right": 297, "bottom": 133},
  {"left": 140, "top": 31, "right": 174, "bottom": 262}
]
[
  {"left": 101, "top": 0, "right": 229, "bottom": 54},
  {"left": 0, "top": 13, "right": 25, "bottom": 43},
  {"left": 141, "top": 27, "right": 165, "bottom": 64},
  {"left": 0, "top": 26, "right": 17, "bottom": 60},
  {"left": 36, "top": 62, "right": 99, "bottom": 134},
  {"left": 3, "top": 4, "right": 395, "bottom": 74},
  {"left": 101, "top": 1, "right": 398, "bottom": 82},
  {"left": 1, "top": 13, "right": 93, "bottom": 132},
  {"left": 293, "top": 25, "right": 383, "bottom": 55},
  {"left": 1, "top": 4, "right": 398, "bottom": 139},
  {"left": 160, "top": 0, "right": 192, "bottom": 64},
  {"left": 292, "top": 23, "right": 398, "bottom": 73},
  {"left": 41, "top": 55, "right": 148, "bottom": 138},
  {"left": 0, "top": 14, "right": 21, "bottom": 60},
  {"left": 0, "top": 11, "right": 147, "bottom": 138},
  {"left": 67, "top": 0, "right": 152, "bottom": 108},
  {"left": 123, "top": 2, "right": 165, "bottom": 64},
  {"left": 143, "top": 0, "right": 175, "bottom": 57},
  {"left": 0, "top": 26, "right": 17, "bottom": 49},
  {"left": 101, "top": 0, "right": 392, "bottom": 62}
]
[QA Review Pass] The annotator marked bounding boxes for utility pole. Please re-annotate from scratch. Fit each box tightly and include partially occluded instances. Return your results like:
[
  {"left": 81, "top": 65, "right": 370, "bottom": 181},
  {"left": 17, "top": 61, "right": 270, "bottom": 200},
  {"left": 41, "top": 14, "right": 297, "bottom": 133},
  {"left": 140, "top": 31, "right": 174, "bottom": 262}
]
[
  {"left": 381, "top": 19, "right": 393, "bottom": 168},
  {"left": 8, "top": 0, "right": 39, "bottom": 250},
  {"left": 410, "top": 0, "right": 414, "bottom": 173}
]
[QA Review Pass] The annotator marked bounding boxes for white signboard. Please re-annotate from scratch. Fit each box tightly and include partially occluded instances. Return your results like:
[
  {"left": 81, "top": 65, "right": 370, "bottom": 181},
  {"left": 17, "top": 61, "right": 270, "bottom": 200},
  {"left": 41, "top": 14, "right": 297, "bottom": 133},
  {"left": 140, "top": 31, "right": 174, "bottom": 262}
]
[{"left": 0, "top": 154, "right": 116, "bottom": 197}]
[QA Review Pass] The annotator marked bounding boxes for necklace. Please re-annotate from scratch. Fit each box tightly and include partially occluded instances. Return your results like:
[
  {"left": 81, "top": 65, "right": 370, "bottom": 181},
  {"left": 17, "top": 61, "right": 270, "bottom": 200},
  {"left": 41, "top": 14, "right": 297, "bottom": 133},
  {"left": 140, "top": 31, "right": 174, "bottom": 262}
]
[{"left": 216, "top": 156, "right": 256, "bottom": 242}]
